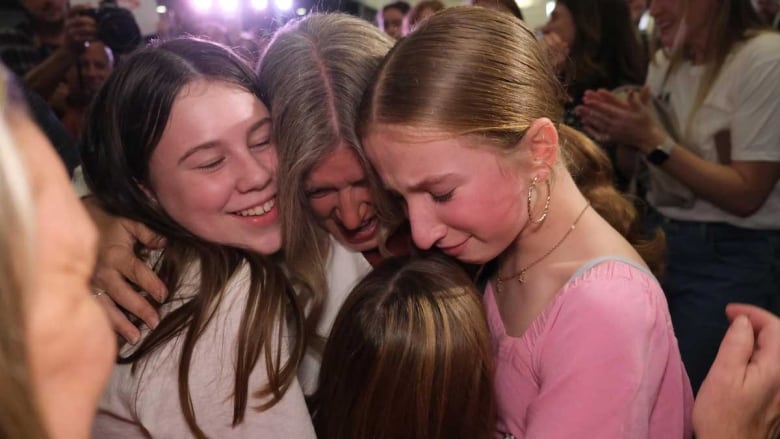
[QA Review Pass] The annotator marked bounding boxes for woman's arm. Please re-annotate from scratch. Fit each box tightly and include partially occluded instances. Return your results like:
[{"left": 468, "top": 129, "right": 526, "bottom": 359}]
[{"left": 578, "top": 86, "right": 780, "bottom": 216}]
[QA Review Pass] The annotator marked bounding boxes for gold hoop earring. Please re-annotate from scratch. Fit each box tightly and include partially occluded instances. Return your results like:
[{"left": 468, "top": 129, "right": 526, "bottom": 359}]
[{"left": 527, "top": 176, "right": 551, "bottom": 225}]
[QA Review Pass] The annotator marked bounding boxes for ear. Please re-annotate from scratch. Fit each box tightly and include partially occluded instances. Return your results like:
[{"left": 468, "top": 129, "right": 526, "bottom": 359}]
[{"left": 520, "top": 117, "right": 559, "bottom": 178}]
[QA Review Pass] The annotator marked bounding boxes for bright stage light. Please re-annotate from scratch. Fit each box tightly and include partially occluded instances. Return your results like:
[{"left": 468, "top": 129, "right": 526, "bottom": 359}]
[
  {"left": 275, "top": 0, "right": 293, "bottom": 11},
  {"left": 295, "top": 6, "right": 306, "bottom": 15},
  {"left": 156, "top": 5, "right": 167, "bottom": 13},
  {"left": 192, "top": 0, "right": 212, "bottom": 13},
  {"left": 251, "top": 0, "right": 268, "bottom": 10},
  {"left": 219, "top": 0, "right": 239, "bottom": 14}
]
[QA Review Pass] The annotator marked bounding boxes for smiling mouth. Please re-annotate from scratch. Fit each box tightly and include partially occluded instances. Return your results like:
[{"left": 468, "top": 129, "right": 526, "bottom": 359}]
[
  {"left": 231, "top": 198, "right": 276, "bottom": 217},
  {"left": 338, "top": 217, "right": 379, "bottom": 243}
]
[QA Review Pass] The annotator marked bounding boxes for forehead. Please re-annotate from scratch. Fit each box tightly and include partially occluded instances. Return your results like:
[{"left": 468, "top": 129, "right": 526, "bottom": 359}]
[
  {"left": 171, "top": 81, "right": 265, "bottom": 129},
  {"left": 81, "top": 43, "right": 111, "bottom": 63},
  {"left": 155, "top": 81, "right": 267, "bottom": 152},
  {"left": 364, "top": 124, "right": 502, "bottom": 190},
  {"left": 305, "top": 145, "right": 366, "bottom": 185}
]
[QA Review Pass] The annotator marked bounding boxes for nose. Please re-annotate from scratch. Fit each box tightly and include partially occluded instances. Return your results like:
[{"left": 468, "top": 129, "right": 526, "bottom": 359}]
[
  {"left": 236, "top": 150, "right": 275, "bottom": 193},
  {"left": 336, "top": 188, "right": 366, "bottom": 230},
  {"left": 406, "top": 199, "right": 446, "bottom": 250}
]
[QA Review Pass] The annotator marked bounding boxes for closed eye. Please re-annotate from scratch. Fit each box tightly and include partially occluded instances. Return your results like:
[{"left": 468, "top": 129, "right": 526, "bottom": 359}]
[
  {"left": 196, "top": 158, "right": 225, "bottom": 170},
  {"left": 306, "top": 188, "right": 336, "bottom": 199},
  {"left": 431, "top": 190, "right": 454, "bottom": 203}
]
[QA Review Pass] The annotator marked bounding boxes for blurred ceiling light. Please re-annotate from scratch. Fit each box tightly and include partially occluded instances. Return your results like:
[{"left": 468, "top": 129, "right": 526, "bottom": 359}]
[
  {"left": 192, "top": 0, "right": 212, "bottom": 13},
  {"left": 275, "top": 0, "right": 293, "bottom": 11},
  {"left": 156, "top": 4, "right": 167, "bottom": 13},
  {"left": 295, "top": 7, "right": 307, "bottom": 15},
  {"left": 251, "top": 0, "right": 268, "bottom": 10},
  {"left": 219, "top": 0, "right": 239, "bottom": 14},
  {"left": 516, "top": 0, "right": 533, "bottom": 7}
]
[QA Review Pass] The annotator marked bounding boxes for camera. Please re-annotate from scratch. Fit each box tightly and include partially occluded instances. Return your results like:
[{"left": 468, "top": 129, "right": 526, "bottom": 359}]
[{"left": 80, "top": 2, "right": 142, "bottom": 54}]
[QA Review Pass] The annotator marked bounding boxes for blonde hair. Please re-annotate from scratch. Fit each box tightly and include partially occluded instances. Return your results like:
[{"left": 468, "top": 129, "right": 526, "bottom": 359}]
[
  {"left": 668, "top": 0, "right": 767, "bottom": 138},
  {"left": 257, "top": 14, "right": 395, "bottom": 331},
  {"left": 0, "top": 66, "right": 50, "bottom": 439},
  {"left": 312, "top": 254, "right": 495, "bottom": 439},
  {"left": 360, "top": 6, "right": 665, "bottom": 270}
]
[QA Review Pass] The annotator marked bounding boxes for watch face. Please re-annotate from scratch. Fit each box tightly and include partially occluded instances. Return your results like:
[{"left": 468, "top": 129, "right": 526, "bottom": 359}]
[{"left": 647, "top": 148, "right": 670, "bottom": 166}]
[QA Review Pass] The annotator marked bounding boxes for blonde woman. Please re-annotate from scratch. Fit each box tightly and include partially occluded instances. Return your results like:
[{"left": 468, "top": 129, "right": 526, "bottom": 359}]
[
  {"left": 0, "top": 65, "right": 114, "bottom": 438},
  {"left": 359, "top": 7, "right": 692, "bottom": 438},
  {"left": 579, "top": 0, "right": 780, "bottom": 393}
]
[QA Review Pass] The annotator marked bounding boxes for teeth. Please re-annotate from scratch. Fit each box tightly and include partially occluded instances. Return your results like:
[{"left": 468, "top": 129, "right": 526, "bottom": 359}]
[{"left": 235, "top": 199, "right": 275, "bottom": 217}]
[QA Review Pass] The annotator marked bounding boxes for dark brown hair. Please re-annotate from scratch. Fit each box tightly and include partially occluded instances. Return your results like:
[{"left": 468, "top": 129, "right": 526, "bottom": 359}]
[
  {"left": 312, "top": 254, "right": 495, "bottom": 439},
  {"left": 556, "top": 0, "right": 647, "bottom": 101}
]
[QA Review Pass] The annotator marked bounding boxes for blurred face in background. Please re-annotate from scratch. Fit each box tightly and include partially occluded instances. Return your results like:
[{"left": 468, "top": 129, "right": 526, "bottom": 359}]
[
  {"left": 66, "top": 41, "right": 114, "bottom": 101},
  {"left": 542, "top": 3, "right": 576, "bottom": 47},
  {"left": 648, "top": 0, "right": 682, "bottom": 48},
  {"left": 382, "top": 6, "right": 406, "bottom": 39},
  {"left": 626, "top": 0, "right": 648, "bottom": 25}
]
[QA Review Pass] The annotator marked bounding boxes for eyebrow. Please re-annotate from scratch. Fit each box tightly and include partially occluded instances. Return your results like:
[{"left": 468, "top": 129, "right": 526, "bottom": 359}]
[
  {"left": 177, "top": 117, "right": 272, "bottom": 165},
  {"left": 407, "top": 173, "right": 455, "bottom": 192}
]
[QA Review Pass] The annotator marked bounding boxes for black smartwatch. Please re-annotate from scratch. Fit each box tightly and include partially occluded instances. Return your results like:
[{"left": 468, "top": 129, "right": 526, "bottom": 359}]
[{"left": 646, "top": 136, "right": 675, "bottom": 166}]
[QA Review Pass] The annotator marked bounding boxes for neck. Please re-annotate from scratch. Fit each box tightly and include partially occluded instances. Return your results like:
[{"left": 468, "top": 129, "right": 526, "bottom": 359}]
[{"left": 500, "top": 173, "right": 589, "bottom": 280}]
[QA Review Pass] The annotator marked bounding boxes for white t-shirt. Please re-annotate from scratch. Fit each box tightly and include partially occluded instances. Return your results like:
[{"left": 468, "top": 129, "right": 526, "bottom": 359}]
[
  {"left": 645, "top": 32, "right": 780, "bottom": 229},
  {"left": 297, "top": 237, "right": 372, "bottom": 395},
  {"left": 93, "top": 260, "right": 316, "bottom": 438}
]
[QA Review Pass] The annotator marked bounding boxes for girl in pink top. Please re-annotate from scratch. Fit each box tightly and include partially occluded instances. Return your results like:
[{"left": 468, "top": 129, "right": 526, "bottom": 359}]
[{"left": 359, "top": 6, "right": 693, "bottom": 438}]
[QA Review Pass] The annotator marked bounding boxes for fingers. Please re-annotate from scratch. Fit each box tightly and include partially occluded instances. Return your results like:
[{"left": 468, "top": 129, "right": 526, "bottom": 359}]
[
  {"left": 94, "top": 293, "right": 142, "bottom": 345},
  {"left": 727, "top": 304, "right": 780, "bottom": 368},
  {"left": 93, "top": 265, "right": 160, "bottom": 332},
  {"left": 99, "top": 242, "right": 167, "bottom": 302},
  {"left": 709, "top": 315, "right": 755, "bottom": 381},
  {"left": 585, "top": 89, "right": 629, "bottom": 108},
  {"left": 726, "top": 304, "right": 779, "bottom": 332},
  {"left": 123, "top": 219, "right": 166, "bottom": 249}
]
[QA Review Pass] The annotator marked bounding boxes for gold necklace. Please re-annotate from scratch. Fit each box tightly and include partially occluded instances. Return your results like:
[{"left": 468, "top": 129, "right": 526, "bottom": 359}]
[{"left": 496, "top": 201, "right": 590, "bottom": 294}]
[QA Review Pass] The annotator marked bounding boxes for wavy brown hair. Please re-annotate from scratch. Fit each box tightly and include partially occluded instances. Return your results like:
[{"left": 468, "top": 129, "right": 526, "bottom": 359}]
[
  {"left": 312, "top": 254, "right": 495, "bottom": 439},
  {"left": 80, "top": 38, "right": 304, "bottom": 438},
  {"left": 556, "top": 0, "right": 647, "bottom": 102}
]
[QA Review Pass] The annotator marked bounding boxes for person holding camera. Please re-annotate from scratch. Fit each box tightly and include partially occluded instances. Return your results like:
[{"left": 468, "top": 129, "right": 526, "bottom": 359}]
[{"left": 0, "top": 0, "right": 100, "bottom": 102}]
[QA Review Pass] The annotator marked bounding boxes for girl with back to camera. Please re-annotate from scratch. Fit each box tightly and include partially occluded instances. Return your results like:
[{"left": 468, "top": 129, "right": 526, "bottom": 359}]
[
  {"left": 312, "top": 254, "right": 495, "bottom": 439},
  {"left": 80, "top": 39, "right": 313, "bottom": 438},
  {"left": 359, "top": 7, "right": 693, "bottom": 438}
]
